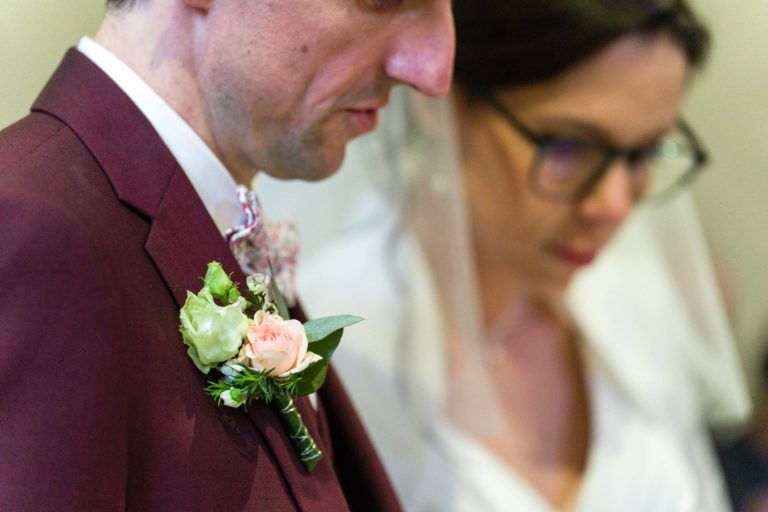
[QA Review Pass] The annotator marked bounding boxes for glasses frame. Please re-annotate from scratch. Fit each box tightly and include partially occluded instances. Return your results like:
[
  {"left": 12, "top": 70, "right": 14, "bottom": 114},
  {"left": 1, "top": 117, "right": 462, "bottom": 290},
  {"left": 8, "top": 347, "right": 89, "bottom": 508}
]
[{"left": 482, "top": 92, "right": 709, "bottom": 203}]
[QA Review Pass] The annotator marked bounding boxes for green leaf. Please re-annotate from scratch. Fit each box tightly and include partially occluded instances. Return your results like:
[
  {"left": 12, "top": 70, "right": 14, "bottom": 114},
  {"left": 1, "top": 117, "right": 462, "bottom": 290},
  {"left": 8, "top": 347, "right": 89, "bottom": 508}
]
[
  {"left": 303, "top": 315, "right": 363, "bottom": 342},
  {"left": 271, "top": 278, "right": 290, "bottom": 321},
  {"left": 295, "top": 360, "right": 329, "bottom": 396},
  {"left": 292, "top": 327, "right": 346, "bottom": 395},
  {"left": 307, "top": 328, "right": 343, "bottom": 361}
]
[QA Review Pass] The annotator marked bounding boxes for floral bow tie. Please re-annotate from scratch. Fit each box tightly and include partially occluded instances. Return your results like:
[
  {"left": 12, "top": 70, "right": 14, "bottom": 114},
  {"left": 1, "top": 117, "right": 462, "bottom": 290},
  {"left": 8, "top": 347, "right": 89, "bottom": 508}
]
[{"left": 225, "top": 185, "right": 299, "bottom": 307}]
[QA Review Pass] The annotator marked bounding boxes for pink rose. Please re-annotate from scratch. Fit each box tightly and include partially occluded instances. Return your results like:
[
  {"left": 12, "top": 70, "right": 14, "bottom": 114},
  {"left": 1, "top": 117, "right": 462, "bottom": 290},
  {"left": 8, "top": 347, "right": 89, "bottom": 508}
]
[{"left": 245, "top": 311, "right": 320, "bottom": 376}]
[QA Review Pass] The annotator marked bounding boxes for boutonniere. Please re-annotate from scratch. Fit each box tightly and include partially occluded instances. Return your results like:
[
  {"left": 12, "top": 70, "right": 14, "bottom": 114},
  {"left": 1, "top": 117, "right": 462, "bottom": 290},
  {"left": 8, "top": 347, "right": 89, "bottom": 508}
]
[{"left": 179, "top": 261, "right": 361, "bottom": 472}]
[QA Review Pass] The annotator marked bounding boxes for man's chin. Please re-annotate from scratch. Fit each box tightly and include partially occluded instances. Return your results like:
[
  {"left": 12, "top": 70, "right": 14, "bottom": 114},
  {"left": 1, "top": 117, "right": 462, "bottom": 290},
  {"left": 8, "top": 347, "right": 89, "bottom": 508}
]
[
  {"left": 257, "top": 159, "right": 340, "bottom": 182},
  {"left": 291, "top": 151, "right": 347, "bottom": 182}
]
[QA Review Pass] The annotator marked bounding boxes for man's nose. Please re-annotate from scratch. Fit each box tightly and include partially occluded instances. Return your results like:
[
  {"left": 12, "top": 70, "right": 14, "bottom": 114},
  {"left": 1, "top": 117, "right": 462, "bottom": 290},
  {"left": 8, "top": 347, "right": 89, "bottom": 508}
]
[{"left": 384, "top": 2, "right": 455, "bottom": 98}]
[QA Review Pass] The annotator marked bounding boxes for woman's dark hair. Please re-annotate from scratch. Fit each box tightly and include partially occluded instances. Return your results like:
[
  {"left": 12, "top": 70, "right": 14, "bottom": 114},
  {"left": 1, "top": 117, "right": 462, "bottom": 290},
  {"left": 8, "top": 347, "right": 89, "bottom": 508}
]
[
  {"left": 106, "top": 0, "right": 139, "bottom": 8},
  {"left": 454, "top": 0, "right": 710, "bottom": 93},
  {"left": 762, "top": 344, "right": 768, "bottom": 388}
]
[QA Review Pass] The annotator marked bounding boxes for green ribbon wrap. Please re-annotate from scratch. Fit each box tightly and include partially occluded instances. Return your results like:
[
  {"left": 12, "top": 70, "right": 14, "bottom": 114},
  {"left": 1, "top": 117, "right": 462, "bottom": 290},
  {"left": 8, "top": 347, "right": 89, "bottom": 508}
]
[{"left": 274, "top": 393, "right": 323, "bottom": 472}]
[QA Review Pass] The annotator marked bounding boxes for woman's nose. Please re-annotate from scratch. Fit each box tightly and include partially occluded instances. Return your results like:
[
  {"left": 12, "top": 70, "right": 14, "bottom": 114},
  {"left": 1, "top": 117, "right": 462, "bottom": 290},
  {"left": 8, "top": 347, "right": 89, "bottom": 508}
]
[{"left": 578, "top": 160, "right": 636, "bottom": 226}]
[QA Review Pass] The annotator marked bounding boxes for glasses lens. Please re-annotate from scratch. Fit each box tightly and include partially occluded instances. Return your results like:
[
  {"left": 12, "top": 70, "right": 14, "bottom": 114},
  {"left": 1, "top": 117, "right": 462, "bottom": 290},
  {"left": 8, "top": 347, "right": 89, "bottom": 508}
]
[
  {"left": 533, "top": 140, "right": 607, "bottom": 200},
  {"left": 645, "top": 127, "right": 699, "bottom": 196}
]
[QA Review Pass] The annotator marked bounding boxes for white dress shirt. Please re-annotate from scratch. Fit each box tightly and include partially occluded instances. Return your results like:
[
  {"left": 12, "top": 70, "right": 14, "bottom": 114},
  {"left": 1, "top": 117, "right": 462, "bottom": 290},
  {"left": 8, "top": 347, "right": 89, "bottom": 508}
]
[{"left": 77, "top": 37, "right": 242, "bottom": 237}]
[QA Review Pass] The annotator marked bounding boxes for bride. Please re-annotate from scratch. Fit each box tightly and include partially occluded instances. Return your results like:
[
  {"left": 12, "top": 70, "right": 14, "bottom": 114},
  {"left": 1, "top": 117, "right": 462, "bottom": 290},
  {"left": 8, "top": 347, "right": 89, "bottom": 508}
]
[{"left": 258, "top": 0, "right": 750, "bottom": 510}]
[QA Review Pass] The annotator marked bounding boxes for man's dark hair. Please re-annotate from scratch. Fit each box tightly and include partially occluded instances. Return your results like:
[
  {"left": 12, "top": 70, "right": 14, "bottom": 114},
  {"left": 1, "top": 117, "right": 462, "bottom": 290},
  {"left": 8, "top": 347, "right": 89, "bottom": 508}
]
[{"left": 453, "top": 0, "right": 710, "bottom": 94}]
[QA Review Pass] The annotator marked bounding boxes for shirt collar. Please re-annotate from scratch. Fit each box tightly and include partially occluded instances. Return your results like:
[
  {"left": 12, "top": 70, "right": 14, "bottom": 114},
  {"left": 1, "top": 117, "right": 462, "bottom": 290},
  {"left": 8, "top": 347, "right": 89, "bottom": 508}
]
[{"left": 77, "top": 36, "right": 243, "bottom": 236}]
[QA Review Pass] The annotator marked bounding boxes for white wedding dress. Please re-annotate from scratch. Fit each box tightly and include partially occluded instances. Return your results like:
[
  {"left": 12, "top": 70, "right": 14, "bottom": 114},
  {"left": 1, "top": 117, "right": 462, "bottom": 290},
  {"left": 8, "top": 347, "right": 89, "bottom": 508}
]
[{"left": 256, "top": 90, "right": 750, "bottom": 512}]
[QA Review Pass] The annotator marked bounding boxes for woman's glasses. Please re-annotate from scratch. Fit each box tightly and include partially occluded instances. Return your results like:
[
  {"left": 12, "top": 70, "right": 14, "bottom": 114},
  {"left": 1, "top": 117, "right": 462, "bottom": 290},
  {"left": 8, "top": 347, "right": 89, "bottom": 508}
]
[{"left": 483, "top": 93, "right": 708, "bottom": 203}]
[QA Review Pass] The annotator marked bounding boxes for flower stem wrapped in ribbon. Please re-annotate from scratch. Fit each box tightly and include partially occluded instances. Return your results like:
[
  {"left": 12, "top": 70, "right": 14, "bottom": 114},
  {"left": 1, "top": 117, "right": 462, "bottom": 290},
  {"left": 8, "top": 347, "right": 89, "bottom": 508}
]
[{"left": 179, "top": 262, "right": 361, "bottom": 472}]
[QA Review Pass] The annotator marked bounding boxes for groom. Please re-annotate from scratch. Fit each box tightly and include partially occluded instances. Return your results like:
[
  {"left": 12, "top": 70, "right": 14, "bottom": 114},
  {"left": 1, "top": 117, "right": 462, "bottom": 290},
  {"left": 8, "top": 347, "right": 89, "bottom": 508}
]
[{"left": 0, "top": 0, "right": 453, "bottom": 510}]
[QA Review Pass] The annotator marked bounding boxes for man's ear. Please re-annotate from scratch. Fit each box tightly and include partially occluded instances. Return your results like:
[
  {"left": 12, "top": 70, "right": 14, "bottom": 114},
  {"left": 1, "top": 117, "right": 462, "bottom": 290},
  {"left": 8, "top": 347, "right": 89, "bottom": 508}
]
[{"left": 184, "top": 0, "right": 213, "bottom": 11}]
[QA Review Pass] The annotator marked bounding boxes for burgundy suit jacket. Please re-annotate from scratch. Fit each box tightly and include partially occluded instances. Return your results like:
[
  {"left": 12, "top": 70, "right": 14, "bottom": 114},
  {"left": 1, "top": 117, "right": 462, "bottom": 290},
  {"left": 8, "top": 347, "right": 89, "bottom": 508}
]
[{"left": 0, "top": 49, "right": 400, "bottom": 512}]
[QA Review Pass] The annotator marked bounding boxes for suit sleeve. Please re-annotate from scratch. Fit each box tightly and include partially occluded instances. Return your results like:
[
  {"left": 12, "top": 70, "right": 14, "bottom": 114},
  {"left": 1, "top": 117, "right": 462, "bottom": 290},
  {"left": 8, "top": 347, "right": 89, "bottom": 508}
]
[{"left": 0, "top": 195, "right": 128, "bottom": 511}]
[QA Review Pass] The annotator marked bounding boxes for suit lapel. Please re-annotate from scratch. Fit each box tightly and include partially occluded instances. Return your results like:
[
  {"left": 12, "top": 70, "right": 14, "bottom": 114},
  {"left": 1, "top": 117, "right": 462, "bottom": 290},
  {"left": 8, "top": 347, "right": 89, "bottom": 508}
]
[
  {"left": 144, "top": 166, "right": 241, "bottom": 306},
  {"left": 33, "top": 49, "right": 349, "bottom": 510}
]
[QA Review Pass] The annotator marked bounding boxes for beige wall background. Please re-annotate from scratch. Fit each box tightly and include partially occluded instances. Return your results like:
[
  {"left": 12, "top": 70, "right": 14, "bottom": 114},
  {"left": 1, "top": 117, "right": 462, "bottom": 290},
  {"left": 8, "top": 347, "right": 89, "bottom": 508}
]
[
  {"left": 2, "top": 2, "right": 767, "bottom": 393},
  {"left": 684, "top": 0, "right": 768, "bottom": 395},
  {"left": 0, "top": 1, "right": 104, "bottom": 127}
]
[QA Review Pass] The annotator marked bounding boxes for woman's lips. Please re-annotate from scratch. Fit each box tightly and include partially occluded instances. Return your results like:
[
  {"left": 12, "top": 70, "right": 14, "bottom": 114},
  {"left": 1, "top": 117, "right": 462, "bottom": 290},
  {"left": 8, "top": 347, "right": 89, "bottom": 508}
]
[{"left": 548, "top": 244, "right": 598, "bottom": 267}]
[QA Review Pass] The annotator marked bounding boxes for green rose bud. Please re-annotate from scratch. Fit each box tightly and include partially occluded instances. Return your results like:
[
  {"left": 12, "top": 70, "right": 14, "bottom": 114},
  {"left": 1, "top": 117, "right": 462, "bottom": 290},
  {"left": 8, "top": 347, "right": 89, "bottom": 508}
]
[
  {"left": 220, "top": 388, "right": 246, "bottom": 408},
  {"left": 179, "top": 288, "right": 250, "bottom": 373},
  {"left": 204, "top": 261, "right": 239, "bottom": 303}
]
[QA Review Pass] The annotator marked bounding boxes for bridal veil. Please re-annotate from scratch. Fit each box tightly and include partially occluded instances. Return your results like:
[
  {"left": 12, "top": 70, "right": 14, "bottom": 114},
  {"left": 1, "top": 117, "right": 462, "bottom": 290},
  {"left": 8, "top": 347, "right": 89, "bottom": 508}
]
[{"left": 255, "top": 87, "right": 750, "bottom": 505}]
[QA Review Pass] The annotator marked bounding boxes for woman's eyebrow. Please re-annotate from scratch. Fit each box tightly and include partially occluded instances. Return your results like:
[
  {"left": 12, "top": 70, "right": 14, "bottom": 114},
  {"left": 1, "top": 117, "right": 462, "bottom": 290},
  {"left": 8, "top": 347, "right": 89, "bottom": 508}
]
[{"left": 531, "top": 116, "right": 672, "bottom": 149}]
